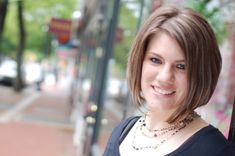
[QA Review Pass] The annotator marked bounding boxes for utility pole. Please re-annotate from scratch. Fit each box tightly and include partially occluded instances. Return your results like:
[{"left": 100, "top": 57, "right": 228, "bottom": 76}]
[{"left": 90, "top": 0, "right": 121, "bottom": 154}]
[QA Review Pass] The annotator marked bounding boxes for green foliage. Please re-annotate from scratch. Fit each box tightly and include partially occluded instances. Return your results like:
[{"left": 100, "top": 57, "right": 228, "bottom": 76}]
[
  {"left": 1, "top": 2, "right": 16, "bottom": 57},
  {"left": 2, "top": 0, "right": 78, "bottom": 59},
  {"left": 113, "top": 2, "right": 138, "bottom": 76},
  {"left": 186, "top": 0, "right": 227, "bottom": 44}
]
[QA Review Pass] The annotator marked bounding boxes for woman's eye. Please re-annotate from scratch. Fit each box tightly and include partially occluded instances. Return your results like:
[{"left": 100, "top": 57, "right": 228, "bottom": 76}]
[
  {"left": 176, "top": 64, "right": 186, "bottom": 70},
  {"left": 150, "top": 58, "right": 161, "bottom": 64}
]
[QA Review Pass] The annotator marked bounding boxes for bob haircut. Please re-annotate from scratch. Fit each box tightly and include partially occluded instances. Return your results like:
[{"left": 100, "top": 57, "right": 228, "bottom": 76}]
[{"left": 127, "top": 6, "right": 222, "bottom": 123}]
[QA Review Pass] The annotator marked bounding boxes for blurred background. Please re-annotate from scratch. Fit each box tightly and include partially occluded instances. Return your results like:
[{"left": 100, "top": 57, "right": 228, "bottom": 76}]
[{"left": 0, "top": 0, "right": 234, "bottom": 156}]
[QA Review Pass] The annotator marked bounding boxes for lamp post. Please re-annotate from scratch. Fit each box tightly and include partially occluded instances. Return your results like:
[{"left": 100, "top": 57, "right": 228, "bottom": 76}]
[{"left": 90, "top": 0, "right": 121, "bottom": 155}]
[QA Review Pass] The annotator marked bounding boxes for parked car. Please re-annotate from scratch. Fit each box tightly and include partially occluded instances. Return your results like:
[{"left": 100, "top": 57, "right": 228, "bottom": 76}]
[
  {"left": 0, "top": 59, "right": 18, "bottom": 86},
  {"left": 0, "top": 59, "right": 43, "bottom": 89}
]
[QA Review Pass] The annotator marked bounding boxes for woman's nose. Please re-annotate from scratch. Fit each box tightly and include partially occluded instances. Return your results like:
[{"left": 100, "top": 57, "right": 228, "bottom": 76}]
[{"left": 156, "top": 66, "right": 174, "bottom": 85}]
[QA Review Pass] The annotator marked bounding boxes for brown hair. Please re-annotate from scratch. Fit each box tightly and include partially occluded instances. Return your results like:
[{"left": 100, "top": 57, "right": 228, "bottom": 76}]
[{"left": 127, "top": 6, "right": 222, "bottom": 123}]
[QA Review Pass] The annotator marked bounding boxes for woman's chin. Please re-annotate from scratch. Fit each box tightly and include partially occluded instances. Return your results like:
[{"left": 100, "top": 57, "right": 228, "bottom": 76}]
[{"left": 146, "top": 101, "right": 176, "bottom": 112}]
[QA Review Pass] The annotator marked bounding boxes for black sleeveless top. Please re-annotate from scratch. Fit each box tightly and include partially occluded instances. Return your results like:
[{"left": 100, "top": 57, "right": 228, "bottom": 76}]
[{"left": 103, "top": 116, "right": 235, "bottom": 156}]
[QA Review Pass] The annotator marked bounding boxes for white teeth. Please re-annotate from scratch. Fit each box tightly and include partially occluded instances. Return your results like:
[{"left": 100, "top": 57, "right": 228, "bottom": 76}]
[{"left": 153, "top": 87, "right": 175, "bottom": 95}]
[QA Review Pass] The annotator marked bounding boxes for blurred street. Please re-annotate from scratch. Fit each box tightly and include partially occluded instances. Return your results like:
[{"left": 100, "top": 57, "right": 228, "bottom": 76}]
[
  {"left": 0, "top": 76, "right": 79, "bottom": 156},
  {"left": 0, "top": 0, "right": 234, "bottom": 155}
]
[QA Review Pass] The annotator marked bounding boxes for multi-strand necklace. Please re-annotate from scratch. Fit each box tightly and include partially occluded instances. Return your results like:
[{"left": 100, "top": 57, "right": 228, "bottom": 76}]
[{"left": 132, "top": 112, "right": 199, "bottom": 150}]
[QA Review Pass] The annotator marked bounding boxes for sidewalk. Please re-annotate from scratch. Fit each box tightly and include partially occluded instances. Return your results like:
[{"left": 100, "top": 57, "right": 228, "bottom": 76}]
[
  {"left": 0, "top": 121, "right": 76, "bottom": 156},
  {"left": 0, "top": 79, "right": 79, "bottom": 156}
]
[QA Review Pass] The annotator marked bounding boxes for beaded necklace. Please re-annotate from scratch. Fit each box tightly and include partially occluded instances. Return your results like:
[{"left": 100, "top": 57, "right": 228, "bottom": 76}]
[
  {"left": 131, "top": 112, "right": 198, "bottom": 150},
  {"left": 140, "top": 115, "right": 179, "bottom": 138}
]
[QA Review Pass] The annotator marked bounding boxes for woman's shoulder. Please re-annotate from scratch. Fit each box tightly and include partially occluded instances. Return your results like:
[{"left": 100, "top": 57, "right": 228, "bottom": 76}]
[
  {"left": 219, "top": 142, "right": 235, "bottom": 156},
  {"left": 112, "top": 116, "right": 141, "bottom": 135},
  {"left": 201, "top": 125, "right": 235, "bottom": 154},
  {"left": 103, "top": 116, "right": 140, "bottom": 156},
  {"left": 182, "top": 125, "right": 235, "bottom": 155},
  {"left": 198, "top": 125, "right": 231, "bottom": 144},
  {"left": 106, "top": 116, "right": 140, "bottom": 143},
  {"left": 120, "top": 116, "right": 141, "bottom": 127}
]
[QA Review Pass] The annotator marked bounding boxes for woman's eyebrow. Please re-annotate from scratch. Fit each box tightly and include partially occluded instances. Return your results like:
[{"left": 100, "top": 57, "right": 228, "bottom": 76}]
[
  {"left": 175, "top": 60, "right": 185, "bottom": 63},
  {"left": 147, "top": 52, "right": 162, "bottom": 58},
  {"left": 147, "top": 52, "right": 185, "bottom": 62}
]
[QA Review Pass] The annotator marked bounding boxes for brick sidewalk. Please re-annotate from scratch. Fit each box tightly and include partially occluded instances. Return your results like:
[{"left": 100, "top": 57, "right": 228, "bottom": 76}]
[
  {"left": 0, "top": 121, "right": 77, "bottom": 156},
  {"left": 0, "top": 82, "right": 80, "bottom": 156}
]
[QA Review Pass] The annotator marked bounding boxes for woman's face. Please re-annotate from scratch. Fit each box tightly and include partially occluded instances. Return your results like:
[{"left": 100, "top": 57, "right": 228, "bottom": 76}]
[{"left": 141, "top": 32, "right": 188, "bottom": 113}]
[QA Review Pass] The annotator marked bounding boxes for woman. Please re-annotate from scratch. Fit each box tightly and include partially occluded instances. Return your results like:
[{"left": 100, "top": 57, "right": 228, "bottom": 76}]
[{"left": 103, "top": 6, "right": 235, "bottom": 156}]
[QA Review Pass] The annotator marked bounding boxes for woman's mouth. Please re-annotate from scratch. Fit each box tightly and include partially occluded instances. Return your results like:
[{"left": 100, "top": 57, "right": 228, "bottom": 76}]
[{"left": 152, "top": 86, "right": 176, "bottom": 95}]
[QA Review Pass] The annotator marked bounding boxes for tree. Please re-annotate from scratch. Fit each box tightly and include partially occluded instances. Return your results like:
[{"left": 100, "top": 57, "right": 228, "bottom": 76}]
[
  {"left": 14, "top": 0, "right": 25, "bottom": 91},
  {"left": 0, "top": 0, "right": 78, "bottom": 91},
  {"left": 2, "top": 0, "right": 78, "bottom": 59},
  {"left": 0, "top": 0, "right": 9, "bottom": 61},
  {"left": 23, "top": 0, "right": 78, "bottom": 59},
  {"left": 186, "top": 0, "right": 228, "bottom": 44}
]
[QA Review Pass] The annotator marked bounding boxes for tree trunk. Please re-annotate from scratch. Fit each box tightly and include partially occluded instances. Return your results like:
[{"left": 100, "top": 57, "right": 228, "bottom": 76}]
[
  {"left": 0, "top": 0, "right": 9, "bottom": 62},
  {"left": 14, "top": 0, "right": 25, "bottom": 92}
]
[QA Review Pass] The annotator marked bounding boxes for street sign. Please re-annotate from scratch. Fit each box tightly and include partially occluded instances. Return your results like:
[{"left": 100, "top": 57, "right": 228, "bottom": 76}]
[
  {"left": 48, "top": 18, "right": 72, "bottom": 44},
  {"left": 48, "top": 17, "right": 72, "bottom": 34}
]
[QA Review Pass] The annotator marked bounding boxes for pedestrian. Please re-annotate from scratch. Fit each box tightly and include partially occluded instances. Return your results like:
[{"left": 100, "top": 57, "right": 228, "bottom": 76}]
[{"left": 103, "top": 6, "right": 235, "bottom": 156}]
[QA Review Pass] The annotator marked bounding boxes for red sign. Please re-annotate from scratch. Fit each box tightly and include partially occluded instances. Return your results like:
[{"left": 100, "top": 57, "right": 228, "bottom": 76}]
[
  {"left": 48, "top": 18, "right": 72, "bottom": 35},
  {"left": 48, "top": 18, "right": 72, "bottom": 44}
]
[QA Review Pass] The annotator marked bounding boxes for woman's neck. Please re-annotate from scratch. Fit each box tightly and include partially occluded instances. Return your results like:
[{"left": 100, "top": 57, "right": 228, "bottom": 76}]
[{"left": 145, "top": 111, "right": 174, "bottom": 130}]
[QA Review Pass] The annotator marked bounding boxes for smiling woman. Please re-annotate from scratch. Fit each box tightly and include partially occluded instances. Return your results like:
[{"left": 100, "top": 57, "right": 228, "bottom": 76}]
[
  {"left": 141, "top": 31, "right": 187, "bottom": 115},
  {"left": 103, "top": 6, "right": 235, "bottom": 156}
]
